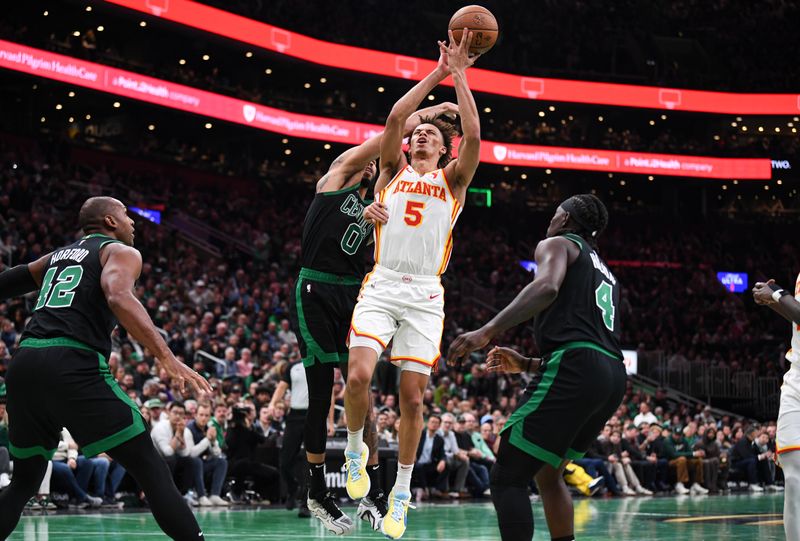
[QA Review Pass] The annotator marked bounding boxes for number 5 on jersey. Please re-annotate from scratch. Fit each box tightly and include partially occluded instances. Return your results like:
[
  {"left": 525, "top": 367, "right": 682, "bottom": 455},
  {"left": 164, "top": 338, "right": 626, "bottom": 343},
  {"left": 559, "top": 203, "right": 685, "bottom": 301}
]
[{"left": 404, "top": 201, "right": 425, "bottom": 227}]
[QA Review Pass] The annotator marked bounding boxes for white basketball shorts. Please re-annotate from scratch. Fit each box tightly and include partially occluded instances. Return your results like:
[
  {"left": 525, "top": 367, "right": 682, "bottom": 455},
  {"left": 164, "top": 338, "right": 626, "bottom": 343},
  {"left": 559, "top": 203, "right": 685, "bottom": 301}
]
[
  {"left": 778, "top": 362, "right": 800, "bottom": 457},
  {"left": 349, "top": 265, "right": 444, "bottom": 376}
]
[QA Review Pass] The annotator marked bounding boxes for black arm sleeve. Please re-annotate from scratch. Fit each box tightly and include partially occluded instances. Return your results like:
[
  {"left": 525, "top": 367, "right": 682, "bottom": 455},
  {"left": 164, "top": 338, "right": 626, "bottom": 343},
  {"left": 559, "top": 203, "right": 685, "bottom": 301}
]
[{"left": 0, "top": 264, "right": 38, "bottom": 301}]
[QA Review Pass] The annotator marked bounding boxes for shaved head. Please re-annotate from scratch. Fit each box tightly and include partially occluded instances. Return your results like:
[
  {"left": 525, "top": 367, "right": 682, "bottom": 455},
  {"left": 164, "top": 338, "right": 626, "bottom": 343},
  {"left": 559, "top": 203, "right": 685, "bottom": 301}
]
[
  {"left": 79, "top": 197, "right": 123, "bottom": 233},
  {"left": 78, "top": 196, "right": 136, "bottom": 245}
]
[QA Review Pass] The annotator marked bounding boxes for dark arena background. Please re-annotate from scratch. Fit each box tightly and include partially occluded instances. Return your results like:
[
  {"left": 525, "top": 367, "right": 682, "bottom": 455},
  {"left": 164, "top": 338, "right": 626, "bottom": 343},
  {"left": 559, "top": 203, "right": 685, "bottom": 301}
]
[{"left": 0, "top": 1, "right": 798, "bottom": 540}]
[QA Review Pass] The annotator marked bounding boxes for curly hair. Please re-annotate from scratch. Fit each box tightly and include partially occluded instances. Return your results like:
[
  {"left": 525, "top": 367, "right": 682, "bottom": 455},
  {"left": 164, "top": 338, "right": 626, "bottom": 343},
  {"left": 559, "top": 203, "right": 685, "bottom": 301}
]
[
  {"left": 409, "top": 115, "right": 459, "bottom": 169},
  {"left": 560, "top": 194, "right": 609, "bottom": 249}
]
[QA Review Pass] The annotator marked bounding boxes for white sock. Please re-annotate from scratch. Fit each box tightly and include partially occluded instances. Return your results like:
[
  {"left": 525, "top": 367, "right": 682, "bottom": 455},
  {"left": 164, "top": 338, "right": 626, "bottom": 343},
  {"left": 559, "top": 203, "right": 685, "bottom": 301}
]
[
  {"left": 394, "top": 463, "right": 414, "bottom": 495},
  {"left": 346, "top": 428, "right": 364, "bottom": 455}
]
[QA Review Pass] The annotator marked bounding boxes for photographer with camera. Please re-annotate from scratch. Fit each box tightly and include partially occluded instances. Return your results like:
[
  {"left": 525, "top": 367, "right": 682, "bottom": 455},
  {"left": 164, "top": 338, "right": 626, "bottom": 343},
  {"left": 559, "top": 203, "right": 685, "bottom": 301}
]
[{"left": 225, "top": 406, "right": 280, "bottom": 504}]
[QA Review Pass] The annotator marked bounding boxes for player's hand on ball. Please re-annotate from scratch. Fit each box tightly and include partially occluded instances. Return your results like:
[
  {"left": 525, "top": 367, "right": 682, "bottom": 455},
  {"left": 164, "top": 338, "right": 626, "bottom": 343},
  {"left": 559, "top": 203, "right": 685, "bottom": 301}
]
[
  {"left": 485, "top": 346, "right": 533, "bottom": 374},
  {"left": 364, "top": 201, "right": 389, "bottom": 225},
  {"left": 438, "top": 29, "right": 481, "bottom": 75},
  {"left": 447, "top": 327, "right": 492, "bottom": 366},
  {"left": 752, "top": 279, "right": 777, "bottom": 305}
]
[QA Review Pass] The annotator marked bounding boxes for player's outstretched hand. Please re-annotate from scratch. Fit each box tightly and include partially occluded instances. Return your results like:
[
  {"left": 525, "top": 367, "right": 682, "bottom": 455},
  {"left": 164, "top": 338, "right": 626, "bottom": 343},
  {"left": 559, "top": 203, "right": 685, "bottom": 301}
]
[
  {"left": 364, "top": 201, "right": 389, "bottom": 225},
  {"left": 753, "top": 279, "right": 777, "bottom": 305},
  {"left": 438, "top": 29, "right": 481, "bottom": 75},
  {"left": 447, "top": 327, "right": 492, "bottom": 367},
  {"left": 160, "top": 354, "right": 214, "bottom": 395},
  {"left": 485, "top": 346, "right": 538, "bottom": 374}
]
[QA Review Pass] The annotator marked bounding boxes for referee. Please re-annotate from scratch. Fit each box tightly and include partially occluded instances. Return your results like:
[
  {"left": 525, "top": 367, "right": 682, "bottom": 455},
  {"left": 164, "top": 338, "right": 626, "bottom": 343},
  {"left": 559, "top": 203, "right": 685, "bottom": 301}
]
[
  {"left": 268, "top": 353, "right": 311, "bottom": 516},
  {"left": 0, "top": 197, "right": 211, "bottom": 540}
]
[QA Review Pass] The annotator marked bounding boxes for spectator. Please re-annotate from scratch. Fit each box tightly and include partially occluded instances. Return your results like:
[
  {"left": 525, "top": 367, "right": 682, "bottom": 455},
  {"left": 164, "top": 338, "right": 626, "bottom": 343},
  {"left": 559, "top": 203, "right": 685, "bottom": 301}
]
[
  {"left": 663, "top": 427, "right": 708, "bottom": 495},
  {"left": 730, "top": 426, "right": 772, "bottom": 492},
  {"left": 465, "top": 413, "right": 495, "bottom": 467},
  {"left": 50, "top": 429, "right": 102, "bottom": 507},
  {"left": 439, "top": 413, "right": 470, "bottom": 498},
  {"left": 622, "top": 424, "right": 658, "bottom": 492},
  {"left": 150, "top": 402, "right": 212, "bottom": 506},
  {"left": 210, "top": 403, "right": 228, "bottom": 449},
  {"left": 144, "top": 398, "right": 166, "bottom": 424},
  {"left": 599, "top": 430, "right": 652, "bottom": 495},
  {"left": 412, "top": 414, "right": 448, "bottom": 501},
  {"left": 575, "top": 439, "right": 622, "bottom": 496},
  {"left": 237, "top": 348, "right": 255, "bottom": 379},
  {"left": 633, "top": 403, "right": 658, "bottom": 427},
  {"left": 694, "top": 426, "right": 726, "bottom": 493},
  {"left": 188, "top": 280, "right": 214, "bottom": 308},
  {"left": 277, "top": 319, "right": 298, "bottom": 347},
  {"left": 219, "top": 347, "right": 238, "bottom": 380},
  {"left": 186, "top": 401, "right": 230, "bottom": 506},
  {"left": 453, "top": 415, "right": 489, "bottom": 496}
]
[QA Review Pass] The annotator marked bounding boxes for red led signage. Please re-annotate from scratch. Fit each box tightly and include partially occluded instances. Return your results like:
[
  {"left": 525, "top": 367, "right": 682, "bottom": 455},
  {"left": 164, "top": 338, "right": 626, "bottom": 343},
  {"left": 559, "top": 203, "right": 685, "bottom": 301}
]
[
  {"left": 0, "top": 40, "right": 771, "bottom": 179},
  {"left": 103, "top": 0, "right": 800, "bottom": 115}
]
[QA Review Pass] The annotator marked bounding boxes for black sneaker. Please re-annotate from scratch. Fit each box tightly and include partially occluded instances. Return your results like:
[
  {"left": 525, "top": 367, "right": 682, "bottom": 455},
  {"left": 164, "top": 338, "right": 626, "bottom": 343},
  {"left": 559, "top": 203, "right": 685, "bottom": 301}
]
[
  {"left": 307, "top": 493, "right": 354, "bottom": 535},
  {"left": 357, "top": 491, "right": 388, "bottom": 531}
]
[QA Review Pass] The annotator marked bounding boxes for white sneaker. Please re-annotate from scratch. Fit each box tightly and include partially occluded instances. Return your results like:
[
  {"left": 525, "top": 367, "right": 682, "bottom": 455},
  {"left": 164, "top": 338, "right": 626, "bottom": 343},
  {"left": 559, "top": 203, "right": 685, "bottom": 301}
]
[
  {"left": 82, "top": 495, "right": 103, "bottom": 508},
  {"left": 767, "top": 484, "right": 784, "bottom": 492},
  {"left": 198, "top": 496, "right": 214, "bottom": 507},
  {"left": 635, "top": 486, "right": 653, "bottom": 495},
  {"left": 690, "top": 483, "right": 709, "bottom": 495},
  {"left": 209, "top": 495, "right": 229, "bottom": 506},
  {"left": 0, "top": 473, "right": 10, "bottom": 488},
  {"left": 674, "top": 482, "right": 689, "bottom": 495},
  {"left": 308, "top": 493, "right": 355, "bottom": 535},
  {"left": 184, "top": 493, "right": 199, "bottom": 506},
  {"left": 357, "top": 494, "right": 388, "bottom": 531},
  {"left": 622, "top": 486, "right": 637, "bottom": 496},
  {"left": 749, "top": 484, "right": 764, "bottom": 492}
]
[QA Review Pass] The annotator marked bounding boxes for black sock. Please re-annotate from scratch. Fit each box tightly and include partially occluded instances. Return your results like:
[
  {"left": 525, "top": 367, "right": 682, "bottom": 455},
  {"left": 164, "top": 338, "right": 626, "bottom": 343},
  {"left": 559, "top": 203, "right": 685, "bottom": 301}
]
[
  {"left": 367, "top": 464, "right": 383, "bottom": 498},
  {"left": 552, "top": 536, "right": 575, "bottom": 541},
  {"left": 307, "top": 462, "right": 327, "bottom": 500}
]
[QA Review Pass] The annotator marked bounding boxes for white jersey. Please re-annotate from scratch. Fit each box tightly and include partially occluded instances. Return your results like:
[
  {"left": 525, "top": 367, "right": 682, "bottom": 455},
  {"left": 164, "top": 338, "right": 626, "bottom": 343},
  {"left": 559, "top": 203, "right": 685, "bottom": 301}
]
[
  {"left": 787, "top": 272, "right": 800, "bottom": 364},
  {"left": 374, "top": 165, "right": 462, "bottom": 276}
]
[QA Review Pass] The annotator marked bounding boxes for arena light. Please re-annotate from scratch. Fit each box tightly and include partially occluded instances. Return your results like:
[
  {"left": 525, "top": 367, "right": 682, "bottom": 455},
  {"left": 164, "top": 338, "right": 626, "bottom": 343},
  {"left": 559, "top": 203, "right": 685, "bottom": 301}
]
[
  {"left": 0, "top": 39, "right": 772, "bottom": 180},
  {"left": 102, "top": 0, "right": 800, "bottom": 115}
]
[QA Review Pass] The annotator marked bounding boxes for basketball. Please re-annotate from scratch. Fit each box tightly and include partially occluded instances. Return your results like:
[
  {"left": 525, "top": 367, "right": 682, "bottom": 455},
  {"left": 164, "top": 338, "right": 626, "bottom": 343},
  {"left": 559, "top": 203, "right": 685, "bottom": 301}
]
[{"left": 448, "top": 5, "right": 499, "bottom": 55}]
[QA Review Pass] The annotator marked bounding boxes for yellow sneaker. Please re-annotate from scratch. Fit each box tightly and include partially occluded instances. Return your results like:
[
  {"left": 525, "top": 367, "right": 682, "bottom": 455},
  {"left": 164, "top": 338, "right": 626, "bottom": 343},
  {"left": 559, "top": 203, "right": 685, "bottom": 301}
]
[
  {"left": 344, "top": 443, "right": 370, "bottom": 500},
  {"left": 380, "top": 490, "right": 414, "bottom": 539}
]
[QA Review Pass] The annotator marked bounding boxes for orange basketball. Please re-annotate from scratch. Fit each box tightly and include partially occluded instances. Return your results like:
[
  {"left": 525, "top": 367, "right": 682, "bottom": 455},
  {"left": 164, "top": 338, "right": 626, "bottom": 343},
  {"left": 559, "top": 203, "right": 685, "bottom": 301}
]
[{"left": 448, "top": 5, "right": 498, "bottom": 55}]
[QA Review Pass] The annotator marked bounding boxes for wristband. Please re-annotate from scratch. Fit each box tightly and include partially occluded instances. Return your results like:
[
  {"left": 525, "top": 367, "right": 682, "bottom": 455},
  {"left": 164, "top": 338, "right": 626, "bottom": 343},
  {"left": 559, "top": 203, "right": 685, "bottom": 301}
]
[{"left": 768, "top": 282, "right": 790, "bottom": 301}]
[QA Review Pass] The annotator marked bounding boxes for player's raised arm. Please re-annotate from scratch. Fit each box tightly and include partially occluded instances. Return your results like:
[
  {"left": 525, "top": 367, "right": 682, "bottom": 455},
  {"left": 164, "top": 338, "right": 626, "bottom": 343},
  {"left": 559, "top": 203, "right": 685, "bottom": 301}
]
[
  {"left": 442, "top": 30, "right": 482, "bottom": 189},
  {"left": 754, "top": 279, "right": 800, "bottom": 324},
  {"left": 318, "top": 103, "right": 459, "bottom": 193},
  {"left": 447, "top": 237, "right": 575, "bottom": 364},
  {"left": 375, "top": 52, "right": 451, "bottom": 192},
  {"left": 100, "top": 243, "right": 212, "bottom": 395}
]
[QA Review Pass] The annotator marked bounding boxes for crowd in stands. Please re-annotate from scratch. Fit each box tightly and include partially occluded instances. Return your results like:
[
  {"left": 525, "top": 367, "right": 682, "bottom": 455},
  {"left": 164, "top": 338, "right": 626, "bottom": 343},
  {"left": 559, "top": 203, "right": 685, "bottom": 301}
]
[{"left": 0, "top": 133, "right": 792, "bottom": 509}]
